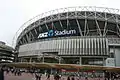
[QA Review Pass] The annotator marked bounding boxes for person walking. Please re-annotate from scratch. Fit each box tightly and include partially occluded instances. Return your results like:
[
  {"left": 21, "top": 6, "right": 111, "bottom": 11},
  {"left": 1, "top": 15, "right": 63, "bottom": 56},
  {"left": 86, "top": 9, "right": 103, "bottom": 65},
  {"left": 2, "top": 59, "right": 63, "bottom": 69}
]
[
  {"left": 0, "top": 67, "right": 4, "bottom": 80},
  {"left": 71, "top": 77, "right": 75, "bottom": 80},
  {"left": 67, "top": 76, "right": 70, "bottom": 80}
]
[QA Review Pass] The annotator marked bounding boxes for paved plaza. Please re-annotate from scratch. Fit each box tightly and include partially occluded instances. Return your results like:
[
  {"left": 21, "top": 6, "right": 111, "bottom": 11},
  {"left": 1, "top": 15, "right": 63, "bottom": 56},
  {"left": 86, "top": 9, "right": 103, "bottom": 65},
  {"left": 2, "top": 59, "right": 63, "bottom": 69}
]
[{"left": 4, "top": 72, "right": 105, "bottom": 80}]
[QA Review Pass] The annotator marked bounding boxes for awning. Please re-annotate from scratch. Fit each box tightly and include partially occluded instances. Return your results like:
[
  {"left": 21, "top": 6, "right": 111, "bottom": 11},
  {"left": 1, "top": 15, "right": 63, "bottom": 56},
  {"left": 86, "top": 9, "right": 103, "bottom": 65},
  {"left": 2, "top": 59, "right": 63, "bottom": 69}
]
[{"left": 1, "top": 62, "right": 120, "bottom": 72}]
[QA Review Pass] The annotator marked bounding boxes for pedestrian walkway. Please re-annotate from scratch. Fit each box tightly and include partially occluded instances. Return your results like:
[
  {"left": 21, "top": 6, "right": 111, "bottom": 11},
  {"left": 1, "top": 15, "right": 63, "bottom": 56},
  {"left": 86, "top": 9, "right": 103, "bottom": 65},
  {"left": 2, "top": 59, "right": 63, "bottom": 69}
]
[{"left": 4, "top": 72, "right": 105, "bottom": 80}]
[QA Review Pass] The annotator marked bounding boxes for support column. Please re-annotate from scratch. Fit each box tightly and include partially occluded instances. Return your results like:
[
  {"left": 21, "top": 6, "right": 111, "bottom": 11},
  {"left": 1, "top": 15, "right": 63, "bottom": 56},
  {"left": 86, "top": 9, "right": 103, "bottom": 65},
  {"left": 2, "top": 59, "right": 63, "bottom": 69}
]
[
  {"left": 79, "top": 57, "right": 82, "bottom": 65},
  {"left": 42, "top": 53, "right": 44, "bottom": 63},
  {"left": 103, "top": 58, "right": 105, "bottom": 66},
  {"left": 51, "top": 68, "right": 53, "bottom": 74},
  {"left": 21, "top": 57, "right": 23, "bottom": 62},
  {"left": 29, "top": 57, "right": 32, "bottom": 63},
  {"left": 113, "top": 46, "right": 116, "bottom": 66},
  {"left": 58, "top": 57, "right": 61, "bottom": 64}
]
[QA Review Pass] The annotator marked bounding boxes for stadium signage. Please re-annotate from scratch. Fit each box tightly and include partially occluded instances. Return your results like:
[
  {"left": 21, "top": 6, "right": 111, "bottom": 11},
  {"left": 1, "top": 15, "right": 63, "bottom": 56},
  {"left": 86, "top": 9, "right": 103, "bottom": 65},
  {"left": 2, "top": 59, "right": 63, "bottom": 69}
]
[{"left": 38, "top": 29, "right": 76, "bottom": 38}]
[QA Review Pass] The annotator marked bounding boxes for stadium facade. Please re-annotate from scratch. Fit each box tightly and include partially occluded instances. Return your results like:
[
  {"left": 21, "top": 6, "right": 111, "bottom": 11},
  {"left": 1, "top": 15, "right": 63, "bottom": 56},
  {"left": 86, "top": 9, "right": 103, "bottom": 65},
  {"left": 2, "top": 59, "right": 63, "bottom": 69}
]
[
  {"left": 0, "top": 41, "right": 15, "bottom": 63},
  {"left": 14, "top": 7, "right": 120, "bottom": 66}
]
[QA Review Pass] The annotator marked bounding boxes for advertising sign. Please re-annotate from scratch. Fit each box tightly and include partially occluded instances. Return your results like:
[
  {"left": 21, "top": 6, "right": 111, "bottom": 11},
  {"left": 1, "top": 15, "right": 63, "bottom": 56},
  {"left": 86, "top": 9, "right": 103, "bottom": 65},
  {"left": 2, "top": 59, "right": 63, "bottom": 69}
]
[{"left": 38, "top": 29, "right": 76, "bottom": 38}]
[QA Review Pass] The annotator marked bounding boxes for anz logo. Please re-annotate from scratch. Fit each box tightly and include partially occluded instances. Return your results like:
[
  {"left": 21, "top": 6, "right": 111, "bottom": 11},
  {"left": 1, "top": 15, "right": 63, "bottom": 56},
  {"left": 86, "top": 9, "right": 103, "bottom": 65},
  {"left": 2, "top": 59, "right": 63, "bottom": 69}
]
[
  {"left": 37, "top": 30, "right": 54, "bottom": 38},
  {"left": 38, "top": 29, "right": 76, "bottom": 38},
  {"left": 37, "top": 32, "right": 48, "bottom": 38},
  {"left": 48, "top": 30, "right": 54, "bottom": 37}
]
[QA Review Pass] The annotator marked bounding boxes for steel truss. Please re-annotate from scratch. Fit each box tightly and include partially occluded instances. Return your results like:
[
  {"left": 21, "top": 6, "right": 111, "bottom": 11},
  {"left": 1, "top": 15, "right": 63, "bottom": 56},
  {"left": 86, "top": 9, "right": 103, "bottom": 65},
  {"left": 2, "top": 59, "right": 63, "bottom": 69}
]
[{"left": 13, "top": 6, "right": 120, "bottom": 47}]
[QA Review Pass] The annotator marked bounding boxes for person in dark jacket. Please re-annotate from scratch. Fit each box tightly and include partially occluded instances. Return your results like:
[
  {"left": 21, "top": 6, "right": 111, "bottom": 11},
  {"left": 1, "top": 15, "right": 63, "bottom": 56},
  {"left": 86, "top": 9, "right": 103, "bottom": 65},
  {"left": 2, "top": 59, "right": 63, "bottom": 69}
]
[
  {"left": 67, "top": 76, "right": 70, "bottom": 80},
  {"left": 0, "top": 67, "right": 4, "bottom": 80},
  {"left": 71, "top": 77, "right": 75, "bottom": 80}
]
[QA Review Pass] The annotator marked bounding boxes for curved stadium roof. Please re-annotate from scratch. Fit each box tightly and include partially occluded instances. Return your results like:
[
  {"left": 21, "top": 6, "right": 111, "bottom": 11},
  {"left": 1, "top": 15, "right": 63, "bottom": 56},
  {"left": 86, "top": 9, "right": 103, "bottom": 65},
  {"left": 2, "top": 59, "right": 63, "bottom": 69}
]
[{"left": 13, "top": 6, "right": 120, "bottom": 47}]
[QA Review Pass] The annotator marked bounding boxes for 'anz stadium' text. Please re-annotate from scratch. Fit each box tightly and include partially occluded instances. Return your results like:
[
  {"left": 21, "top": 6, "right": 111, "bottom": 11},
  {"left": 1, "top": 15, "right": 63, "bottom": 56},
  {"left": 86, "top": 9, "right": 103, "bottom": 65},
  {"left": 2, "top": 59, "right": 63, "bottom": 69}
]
[{"left": 38, "top": 29, "right": 76, "bottom": 38}]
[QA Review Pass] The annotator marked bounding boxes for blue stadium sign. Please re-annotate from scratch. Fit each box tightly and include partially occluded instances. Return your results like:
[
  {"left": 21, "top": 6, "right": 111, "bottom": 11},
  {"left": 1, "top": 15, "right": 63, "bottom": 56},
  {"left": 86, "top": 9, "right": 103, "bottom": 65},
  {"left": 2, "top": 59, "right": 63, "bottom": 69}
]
[{"left": 38, "top": 29, "right": 76, "bottom": 38}]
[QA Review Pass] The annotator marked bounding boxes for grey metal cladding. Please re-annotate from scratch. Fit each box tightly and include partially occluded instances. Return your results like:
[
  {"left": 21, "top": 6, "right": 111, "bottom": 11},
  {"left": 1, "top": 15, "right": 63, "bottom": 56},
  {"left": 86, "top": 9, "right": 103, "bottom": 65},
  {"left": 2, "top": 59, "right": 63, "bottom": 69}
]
[{"left": 19, "top": 37, "right": 108, "bottom": 56}]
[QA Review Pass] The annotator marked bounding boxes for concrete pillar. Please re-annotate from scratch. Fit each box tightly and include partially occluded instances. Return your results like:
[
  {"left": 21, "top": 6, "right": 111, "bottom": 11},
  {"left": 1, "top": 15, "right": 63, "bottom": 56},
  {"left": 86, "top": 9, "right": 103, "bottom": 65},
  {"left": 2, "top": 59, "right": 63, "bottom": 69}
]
[
  {"left": 42, "top": 53, "right": 44, "bottom": 63},
  {"left": 29, "top": 57, "right": 32, "bottom": 63},
  {"left": 50, "top": 68, "right": 53, "bottom": 74},
  {"left": 58, "top": 57, "right": 61, "bottom": 64},
  {"left": 79, "top": 57, "right": 82, "bottom": 65},
  {"left": 103, "top": 58, "right": 105, "bottom": 66},
  {"left": 21, "top": 57, "right": 23, "bottom": 62}
]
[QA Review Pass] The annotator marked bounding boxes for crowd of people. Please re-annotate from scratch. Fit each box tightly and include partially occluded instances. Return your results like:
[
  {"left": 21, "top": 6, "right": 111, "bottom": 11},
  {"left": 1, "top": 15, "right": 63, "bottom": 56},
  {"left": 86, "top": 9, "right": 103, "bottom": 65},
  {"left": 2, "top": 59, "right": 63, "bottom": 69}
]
[{"left": 0, "top": 65, "right": 120, "bottom": 80}]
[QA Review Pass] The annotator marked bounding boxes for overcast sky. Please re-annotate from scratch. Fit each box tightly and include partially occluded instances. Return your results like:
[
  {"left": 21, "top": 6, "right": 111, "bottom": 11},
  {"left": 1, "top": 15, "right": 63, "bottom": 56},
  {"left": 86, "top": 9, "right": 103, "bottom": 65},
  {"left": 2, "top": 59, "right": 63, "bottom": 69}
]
[{"left": 0, "top": 0, "right": 120, "bottom": 47}]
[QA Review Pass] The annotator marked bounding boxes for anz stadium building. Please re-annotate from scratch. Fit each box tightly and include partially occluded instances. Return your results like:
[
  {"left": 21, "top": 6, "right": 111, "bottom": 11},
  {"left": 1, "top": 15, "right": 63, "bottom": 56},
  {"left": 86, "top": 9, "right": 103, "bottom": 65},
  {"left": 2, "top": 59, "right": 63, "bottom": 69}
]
[{"left": 13, "top": 6, "right": 120, "bottom": 66}]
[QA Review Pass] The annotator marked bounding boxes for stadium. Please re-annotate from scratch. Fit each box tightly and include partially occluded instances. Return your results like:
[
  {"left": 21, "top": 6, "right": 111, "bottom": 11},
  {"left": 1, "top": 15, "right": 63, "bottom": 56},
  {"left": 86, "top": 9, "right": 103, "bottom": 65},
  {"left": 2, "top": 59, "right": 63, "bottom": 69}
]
[
  {"left": 0, "top": 41, "right": 15, "bottom": 63},
  {"left": 13, "top": 6, "right": 120, "bottom": 67}
]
